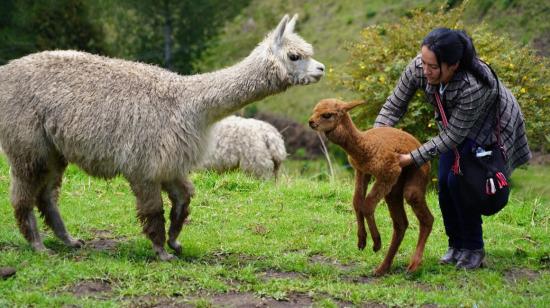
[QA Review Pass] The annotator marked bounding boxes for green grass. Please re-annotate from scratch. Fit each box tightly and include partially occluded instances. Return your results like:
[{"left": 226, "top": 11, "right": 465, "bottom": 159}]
[{"left": 0, "top": 154, "right": 548, "bottom": 307}]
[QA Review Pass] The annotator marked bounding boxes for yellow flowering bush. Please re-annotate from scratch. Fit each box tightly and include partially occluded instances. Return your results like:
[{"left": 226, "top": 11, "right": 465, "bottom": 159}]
[{"left": 333, "top": 3, "right": 550, "bottom": 152}]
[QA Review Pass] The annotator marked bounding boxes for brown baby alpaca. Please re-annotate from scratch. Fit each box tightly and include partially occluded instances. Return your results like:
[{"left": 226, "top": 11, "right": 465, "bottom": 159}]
[{"left": 309, "top": 99, "right": 433, "bottom": 276}]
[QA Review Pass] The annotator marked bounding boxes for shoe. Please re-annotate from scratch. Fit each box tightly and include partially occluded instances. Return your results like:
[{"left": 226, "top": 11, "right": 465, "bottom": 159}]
[
  {"left": 456, "top": 249, "right": 485, "bottom": 269},
  {"left": 439, "top": 247, "right": 462, "bottom": 264}
]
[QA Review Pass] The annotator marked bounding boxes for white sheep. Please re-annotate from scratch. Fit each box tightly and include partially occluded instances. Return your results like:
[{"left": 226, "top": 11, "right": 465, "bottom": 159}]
[
  {"left": 0, "top": 14, "right": 324, "bottom": 260},
  {"left": 200, "top": 116, "right": 286, "bottom": 179}
]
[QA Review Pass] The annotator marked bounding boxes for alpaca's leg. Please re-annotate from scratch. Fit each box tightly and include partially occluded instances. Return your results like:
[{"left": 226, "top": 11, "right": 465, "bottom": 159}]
[
  {"left": 131, "top": 181, "right": 173, "bottom": 261},
  {"left": 374, "top": 191, "right": 408, "bottom": 276},
  {"left": 363, "top": 176, "right": 399, "bottom": 252},
  {"left": 36, "top": 162, "right": 83, "bottom": 248},
  {"left": 404, "top": 180, "right": 433, "bottom": 273},
  {"left": 162, "top": 178, "right": 194, "bottom": 255},
  {"left": 10, "top": 174, "right": 47, "bottom": 252},
  {"left": 353, "top": 171, "right": 368, "bottom": 250}
]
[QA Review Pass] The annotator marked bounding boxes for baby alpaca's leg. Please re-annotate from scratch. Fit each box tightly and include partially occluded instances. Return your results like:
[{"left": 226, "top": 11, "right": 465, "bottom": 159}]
[
  {"left": 363, "top": 172, "right": 401, "bottom": 266},
  {"left": 404, "top": 180, "right": 433, "bottom": 273},
  {"left": 353, "top": 171, "right": 371, "bottom": 250},
  {"left": 374, "top": 188, "right": 408, "bottom": 276}
]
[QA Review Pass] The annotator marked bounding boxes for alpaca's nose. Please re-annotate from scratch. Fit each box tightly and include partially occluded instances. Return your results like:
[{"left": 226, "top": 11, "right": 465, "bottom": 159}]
[
  {"left": 317, "top": 64, "right": 325, "bottom": 72},
  {"left": 309, "top": 120, "right": 317, "bottom": 129}
]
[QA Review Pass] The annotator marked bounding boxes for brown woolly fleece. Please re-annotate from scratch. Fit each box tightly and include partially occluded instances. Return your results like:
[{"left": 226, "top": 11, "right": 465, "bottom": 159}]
[{"left": 309, "top": 98, "right": 433, "bottom": 276}]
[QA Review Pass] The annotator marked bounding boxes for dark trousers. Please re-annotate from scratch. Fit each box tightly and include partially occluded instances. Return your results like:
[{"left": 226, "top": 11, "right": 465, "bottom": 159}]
[{"left": 438, "top": 139, "right": 484, "bottom": 250}]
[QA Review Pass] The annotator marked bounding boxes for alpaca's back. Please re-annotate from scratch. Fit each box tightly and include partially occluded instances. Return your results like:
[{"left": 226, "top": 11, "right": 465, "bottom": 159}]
[
  {"left": 0, "top": 51, "right": 205, "bottom": 181},
  {"left": 364, "top": 127, "right": 423, "bottom": 154},
  {"left": 200, "top": 116, "right": 286, "bottom": 179}
]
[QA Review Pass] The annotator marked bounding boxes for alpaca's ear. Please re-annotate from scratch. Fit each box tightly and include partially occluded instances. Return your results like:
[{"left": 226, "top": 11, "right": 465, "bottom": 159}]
[
  {"left": 285, "top": 14, "right": 298, "bottom": 34},
  {"left": 343, "top": 100, "right": 366, "bottom": 112},
  {"left": 273, "top": 14, "right": 290, "bottom": 46}
]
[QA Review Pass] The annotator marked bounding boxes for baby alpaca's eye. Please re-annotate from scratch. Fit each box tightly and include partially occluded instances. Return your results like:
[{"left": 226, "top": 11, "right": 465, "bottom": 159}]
[
  {"left": 321, "top": 113, "right": 332, "bottom": 119},
  {"left": 288, "top": 54, "right": 301, "bottom": 61}
]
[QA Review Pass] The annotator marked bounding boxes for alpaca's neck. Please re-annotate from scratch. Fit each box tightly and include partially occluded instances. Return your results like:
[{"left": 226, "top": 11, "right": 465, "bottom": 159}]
[
  {"left": 327, "top": 114, "right": 367, "bottom": 159},
  {"left": 184, "top": 44, "right": 289, "bottom": 124}
]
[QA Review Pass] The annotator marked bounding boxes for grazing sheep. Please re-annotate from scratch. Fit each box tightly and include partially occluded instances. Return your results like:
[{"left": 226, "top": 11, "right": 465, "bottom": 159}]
[
  {"left": 0, "top": 14, "right": 324, "bottom": 260},
  {"left": 199, "top": 115, "right": 287, "bottom": 179},
  {"left": 309, "top": 99, "right": 433, "bottom": 276}
]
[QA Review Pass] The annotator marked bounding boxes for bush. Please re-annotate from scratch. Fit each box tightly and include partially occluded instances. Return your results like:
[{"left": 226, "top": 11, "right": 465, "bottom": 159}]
[{"left": 331, "top": 3, "right": 550, "bottom": 152}]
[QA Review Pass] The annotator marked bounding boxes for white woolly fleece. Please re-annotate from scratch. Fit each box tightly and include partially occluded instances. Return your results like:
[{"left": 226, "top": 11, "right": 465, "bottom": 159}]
[{"left": 200, "top": 116, "right": 287, "bottom": 179}]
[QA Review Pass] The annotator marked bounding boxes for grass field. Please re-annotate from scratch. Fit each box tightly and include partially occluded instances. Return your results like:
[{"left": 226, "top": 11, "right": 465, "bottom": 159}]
[{"left": 0, "top": 154, "right": 548, "bottom": 307}]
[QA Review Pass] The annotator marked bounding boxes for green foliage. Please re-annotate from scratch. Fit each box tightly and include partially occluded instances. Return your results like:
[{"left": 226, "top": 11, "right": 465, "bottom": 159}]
[
  {"left": 333, "top": 3, "right": 550, "bottom": 151},
  {"left": 0, "top": 0, "right": 105, "bottom": 64},
  {"left": 96, "top": 0, "right": 251, "bottom": 74}
]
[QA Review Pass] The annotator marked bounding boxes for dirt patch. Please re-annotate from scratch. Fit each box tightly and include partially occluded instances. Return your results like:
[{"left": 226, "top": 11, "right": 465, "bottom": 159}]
[
  {"left": 342, "top": 275, "right": 376, "bottom": 284},
  {"left": 87, "top": 238, "right": 121, "bottom": 251},
  {"left": 529, "top": 152, "right": 550, "bottom": 165},
  {"left": 504, "top": 268, "right": 540, "bottom": 284},
  {"left": 0, "top": 267, "right": 16, "bottom": 279},
  {"left": 129, "top": 295, "right": 194, "bottom": 308},
  {"left": 259, "top": 269, "right": 305, "bottom": 280},
  {"left": 309, "top": 254, "right": 356, "bottom": 271},
  {"left": 207, "top": 292, "right": 314, "bottom": 307},
  {"left": 87, "top": 229, "right": 125, "bottom": 252},
  {"left": 69, "top": 279, "right": 112, "bottom": 297}
]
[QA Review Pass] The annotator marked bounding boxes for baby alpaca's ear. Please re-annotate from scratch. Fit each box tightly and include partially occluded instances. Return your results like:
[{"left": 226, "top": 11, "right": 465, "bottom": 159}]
[{"left": 343, "top": 100, "right": 366, "bottom": 112}]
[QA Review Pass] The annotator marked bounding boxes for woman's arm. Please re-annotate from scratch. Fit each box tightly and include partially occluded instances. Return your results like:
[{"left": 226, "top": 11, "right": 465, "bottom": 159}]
[{"left": 409, "top": 79, "right": 494, "bottom": 167}]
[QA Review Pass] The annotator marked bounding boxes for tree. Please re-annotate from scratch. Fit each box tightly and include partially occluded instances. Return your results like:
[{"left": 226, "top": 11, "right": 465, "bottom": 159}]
[
  {"left": 100, "top": 0, "right": 251, "bottom": 74},
  {"left": 0, "top": 0, "right": 105, "bottom": 64}
]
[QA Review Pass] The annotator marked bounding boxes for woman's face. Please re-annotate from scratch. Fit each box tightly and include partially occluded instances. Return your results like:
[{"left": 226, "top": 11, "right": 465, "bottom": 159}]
[{"left": 421, "top": 46, "right": 458, "bottom": 85}]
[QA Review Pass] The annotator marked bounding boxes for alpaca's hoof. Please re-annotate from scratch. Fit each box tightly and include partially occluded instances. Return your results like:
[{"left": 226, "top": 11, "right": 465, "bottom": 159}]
[
  {"left": 66, "top": 238, "right": 85, "bottom": 248},
  {"left": 372, "top": 237, "right": 382, "bottom": 252},
  {"left": 373, "top": 265, "right": 389, "bottom": 277},
  {"left": 158, "top": 251, "right": 177, "bottom": 261},
  {"left": 168, "top": 240, "right": 182, "bottom": 255},
  {"left": 357, "top": 237, "right": 366, "bottom": 250},
  {"left": 406, "top": 261, "right": 421, "bottom": 273}
]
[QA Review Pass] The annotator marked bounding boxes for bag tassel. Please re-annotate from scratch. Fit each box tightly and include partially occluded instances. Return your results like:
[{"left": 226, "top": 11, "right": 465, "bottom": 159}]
[
  {"left": 485, "top": 172, "right": 508, "bottom": 195},
  {"left": 486, "top": 178, "right": 496, "bottom": 195},
  {"left": 495, "top": 172, "right": 508, "bottom": 188}
]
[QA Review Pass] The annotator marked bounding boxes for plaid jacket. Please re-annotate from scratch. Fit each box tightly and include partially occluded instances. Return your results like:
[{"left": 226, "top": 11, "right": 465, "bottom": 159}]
[{"left": 374, "top": 55, "right": 531, "bottom": 175}]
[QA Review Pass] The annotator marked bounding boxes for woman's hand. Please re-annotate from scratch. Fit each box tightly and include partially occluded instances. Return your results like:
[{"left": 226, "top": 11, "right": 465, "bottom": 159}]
[{"left": 398, "top": 153, "right": 413, "bottom": 168}]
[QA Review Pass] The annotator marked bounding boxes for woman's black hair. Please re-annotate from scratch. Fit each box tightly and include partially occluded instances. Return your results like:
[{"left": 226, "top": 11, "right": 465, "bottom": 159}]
[{"left": 422, "top": 28, "right": 492, "bottom": 86}]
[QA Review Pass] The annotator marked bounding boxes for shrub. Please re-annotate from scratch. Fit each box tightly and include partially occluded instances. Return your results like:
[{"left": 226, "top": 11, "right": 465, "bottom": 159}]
[{"left": 331, "top": 2, "right": 550, "bottom": 152}]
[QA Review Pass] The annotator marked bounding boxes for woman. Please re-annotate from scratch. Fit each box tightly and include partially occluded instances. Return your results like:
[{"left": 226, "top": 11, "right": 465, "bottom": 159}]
[{"left": 374, "top": 28, "right": 531, "bottom": 269}]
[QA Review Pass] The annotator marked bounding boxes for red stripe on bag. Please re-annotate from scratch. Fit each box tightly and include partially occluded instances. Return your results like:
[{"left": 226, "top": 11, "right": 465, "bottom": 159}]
[{"left": 435, "top": 92, "right": 461, "bottom": 175}]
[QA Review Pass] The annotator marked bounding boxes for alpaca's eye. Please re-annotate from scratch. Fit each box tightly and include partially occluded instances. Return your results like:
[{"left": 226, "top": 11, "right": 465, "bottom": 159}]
[
  {"left": 321, "top": 113, "right": 332, "bottom": 119},
  {"left": 288, "top": 54, "right": 301, "bottom": 61}
]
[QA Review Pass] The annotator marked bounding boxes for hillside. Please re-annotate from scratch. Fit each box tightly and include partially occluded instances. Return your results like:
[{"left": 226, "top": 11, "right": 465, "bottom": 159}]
[{"left": 194, "top": 0, "right": 549, "bottom": 124}]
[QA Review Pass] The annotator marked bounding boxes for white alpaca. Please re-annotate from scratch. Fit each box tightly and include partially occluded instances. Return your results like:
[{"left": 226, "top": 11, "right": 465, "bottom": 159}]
[
  {"left": 200, "top": 116, "right": 286, "bottom": 179},
  {"left": 0, "top": 14, "right": 323, "bottom": 260}
]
